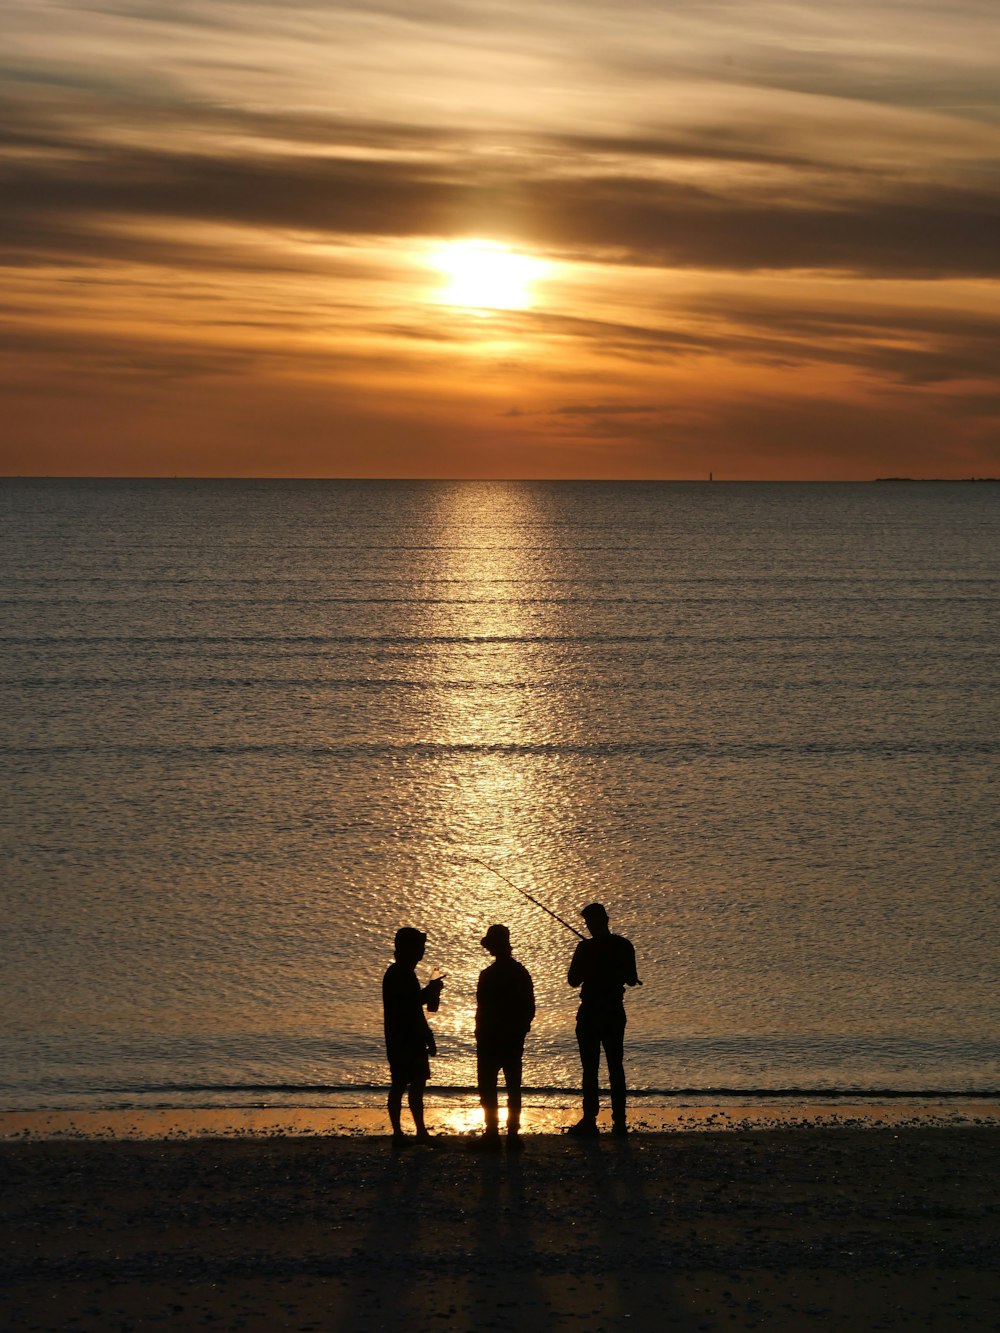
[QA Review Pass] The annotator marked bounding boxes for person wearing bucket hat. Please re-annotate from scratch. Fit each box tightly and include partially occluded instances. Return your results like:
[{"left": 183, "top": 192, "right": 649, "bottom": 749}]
[
  {"left": 471, "top": 924, "right": 535, "bottom": 1150},
  {"left": 567, "top": 903, "right": 638, "bottom": 1136}
]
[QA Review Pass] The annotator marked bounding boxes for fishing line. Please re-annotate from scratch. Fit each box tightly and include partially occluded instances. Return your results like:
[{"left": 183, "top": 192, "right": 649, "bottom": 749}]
[{"left": 465, "top": 855, "right": 585, "bottom": 940}]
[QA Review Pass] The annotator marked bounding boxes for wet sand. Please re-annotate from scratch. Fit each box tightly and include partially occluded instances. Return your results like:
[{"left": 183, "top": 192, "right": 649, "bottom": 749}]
[{"left": 3, "top": 1126, "right": 998, "bottom": 1331}]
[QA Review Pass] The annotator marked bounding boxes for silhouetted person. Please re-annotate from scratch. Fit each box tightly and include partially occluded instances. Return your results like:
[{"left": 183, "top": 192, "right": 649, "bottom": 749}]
[
  {"left": 567, "top": 903, "right": 638, "bottom": 1136},
  {"left": 471, "top": 924, "right": 535, "bottom": 1151},
  {"left": 383, "top": 926, "right": 444, "bottom": 1143}
]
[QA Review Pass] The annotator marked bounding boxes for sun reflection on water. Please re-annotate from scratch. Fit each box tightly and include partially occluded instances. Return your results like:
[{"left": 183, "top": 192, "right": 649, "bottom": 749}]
[{"left": 411, "top": 483, "right": 590, "bottom": 1090}]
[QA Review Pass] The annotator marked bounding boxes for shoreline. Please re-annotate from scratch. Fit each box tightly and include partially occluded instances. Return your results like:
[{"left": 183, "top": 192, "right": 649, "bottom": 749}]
[
  {"left": 4, "top": 1124, "right": 998, "bottom": 1331},
  {"left": 3, "top": 1097, "right": 998, "bottom": 1141}
]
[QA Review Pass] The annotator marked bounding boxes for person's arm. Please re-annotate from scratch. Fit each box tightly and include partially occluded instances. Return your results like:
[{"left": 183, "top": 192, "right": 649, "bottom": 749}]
[
  {"left": 382, "top": 967, "right": 403, "bottom": 1024},
  {"left": 567, "top": 941, "right": 587, "bottom": 988},
  {"left": 420, "top": 999, "right": 437, "bottom": 1056},
  {"left": 523, "top": 968, "right": 536, "bottom": 1030},
  {"left": 623, "top": 938, "right": 639, "bottom": 988},
  {"left": 474, "top": 970, "right": 484, "bottom": 1039}
]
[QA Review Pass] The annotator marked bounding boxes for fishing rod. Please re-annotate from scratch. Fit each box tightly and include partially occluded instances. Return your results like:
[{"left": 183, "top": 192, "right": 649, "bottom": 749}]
[
  {"left": 466, "top": 855, "right": 585, "bottom": 940},
  {"left": 467, "top": 854, "right": 644, "bottom": 987}
]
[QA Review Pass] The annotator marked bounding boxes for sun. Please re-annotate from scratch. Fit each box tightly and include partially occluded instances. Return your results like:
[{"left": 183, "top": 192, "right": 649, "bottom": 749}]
[{"left": 431, "top": 240, "right": 546, "bottom": 313}]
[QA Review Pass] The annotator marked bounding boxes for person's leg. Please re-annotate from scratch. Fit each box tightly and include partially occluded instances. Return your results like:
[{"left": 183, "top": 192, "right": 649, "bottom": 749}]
[
  {"left": 477, "top": 1046, "right": 501, "bottom": 1136},
  {"left": 574, "top": 1008, "right": 601, "bottom": 1128},
  {"left": 388, "top": 1080, "right": 405, "bottom": 1137},
  {"left": 602, "top": 1010, "right": 628, "bottom": 1130},
  {"left": 503, "top": 1046, "right": 524, "bottom": 1137},
  {"left": 407, "top": 1079, "right": 429, "bottom": 1137}
]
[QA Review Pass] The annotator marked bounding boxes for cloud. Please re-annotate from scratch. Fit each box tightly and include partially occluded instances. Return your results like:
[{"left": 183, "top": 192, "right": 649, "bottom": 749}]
[
  {"left": 5, "top": 0, "right": 1000, "bottom": 284},
  {"left": 0, "top": 320, "right": 265, "bottom": 383},
  {"left": 548, "top": 403, "right": 665, "bottom": 417},
  {"left": 684, "top": 295, "right": 1000, "bottom": 386},
  {"left": 3, "top": 0, "right": 1000, "bottom": 476},
  {"left": 4, "top": 115, "right": 1000, "bottom": 280}
]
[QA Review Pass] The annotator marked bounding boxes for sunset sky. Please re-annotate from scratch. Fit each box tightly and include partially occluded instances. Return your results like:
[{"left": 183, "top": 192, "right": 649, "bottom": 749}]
[{"left": 3, "top": 0, "right": 999, "bottom": 478}]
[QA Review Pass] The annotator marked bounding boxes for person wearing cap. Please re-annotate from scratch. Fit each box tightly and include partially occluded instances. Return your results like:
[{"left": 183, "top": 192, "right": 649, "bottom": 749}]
[
  {"left": 383, "top": 926, "right": 445, "bottom": 1143},
  {"left": 567, "top": 903, "right": 638, "bottom": 1136},
  {"left": 472, "top": 924, "right": 536, "bottom": 1150}
]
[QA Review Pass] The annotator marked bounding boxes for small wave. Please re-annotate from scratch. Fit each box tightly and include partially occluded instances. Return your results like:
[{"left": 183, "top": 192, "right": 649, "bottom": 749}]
[
  {"left": 2, "top": 676, "right": 997, "bottom": 694},
  {"left": 75, "top": 1082, "right": 1000, "bottom": 1100},
  {"left": 2, "top": 738, "right": 997, "bottom": 760}
]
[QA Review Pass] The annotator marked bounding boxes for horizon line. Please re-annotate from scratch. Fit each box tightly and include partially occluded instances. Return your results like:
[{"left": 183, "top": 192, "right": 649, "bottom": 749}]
[{"left": 4, "top": 475, "right": 998, "bottom": 484}]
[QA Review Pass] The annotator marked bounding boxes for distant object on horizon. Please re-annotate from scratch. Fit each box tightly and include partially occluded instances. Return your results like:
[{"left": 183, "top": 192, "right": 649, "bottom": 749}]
[{"left": 873, "top": 476, "right": 999, "bottom": 483}]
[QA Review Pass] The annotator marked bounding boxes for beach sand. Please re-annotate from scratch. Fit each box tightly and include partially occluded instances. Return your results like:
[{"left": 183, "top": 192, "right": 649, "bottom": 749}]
[{"left": 3, "top": 1126, "right": 997, "bottom": 1331}]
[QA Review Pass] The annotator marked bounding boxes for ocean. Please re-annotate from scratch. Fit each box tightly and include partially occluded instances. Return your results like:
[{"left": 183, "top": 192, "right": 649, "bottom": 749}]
[{"left": 1, "top": 478, "right": 998, "bottom": 1115}]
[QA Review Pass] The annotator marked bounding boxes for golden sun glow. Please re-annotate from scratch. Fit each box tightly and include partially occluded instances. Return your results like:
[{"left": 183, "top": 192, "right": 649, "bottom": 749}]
[{"left": 432, "top": 240, "right": 547, "bottom": 312}]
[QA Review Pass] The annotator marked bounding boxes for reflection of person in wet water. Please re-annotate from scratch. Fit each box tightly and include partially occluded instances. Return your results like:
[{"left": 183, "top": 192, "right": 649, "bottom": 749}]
[
  {"left": 382, "top": 927, "right": 444, "bottom": 1143},
  {"left": 567, "top": 902, "right": 638, "bottom": 1137},
  {"left": 472, "top": 924, "right": 535, "bottom": 1151}
]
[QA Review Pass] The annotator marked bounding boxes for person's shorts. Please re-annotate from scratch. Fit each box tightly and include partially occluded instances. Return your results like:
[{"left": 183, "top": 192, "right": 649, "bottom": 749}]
[
  {"left": 476, "top": 1040, "right": 525, "bottom": 1072},
  {"left": 387, "top": 1045, "right": 430, "bottom": 1085},
  {"left": 576, "top": 1004, "right": 627, "bottom": 1041}
]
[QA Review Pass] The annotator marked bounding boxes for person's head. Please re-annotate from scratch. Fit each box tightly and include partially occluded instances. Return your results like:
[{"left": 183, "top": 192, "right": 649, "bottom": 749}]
[
  {"left": 394, "top": 926, "right": 427, "bottom": 966},
  {"left": 581, "top": 902, "right": 610, "bottom": 937},
  {"left": 481, "top": 923, "right": 512, "bottom": 958}
]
